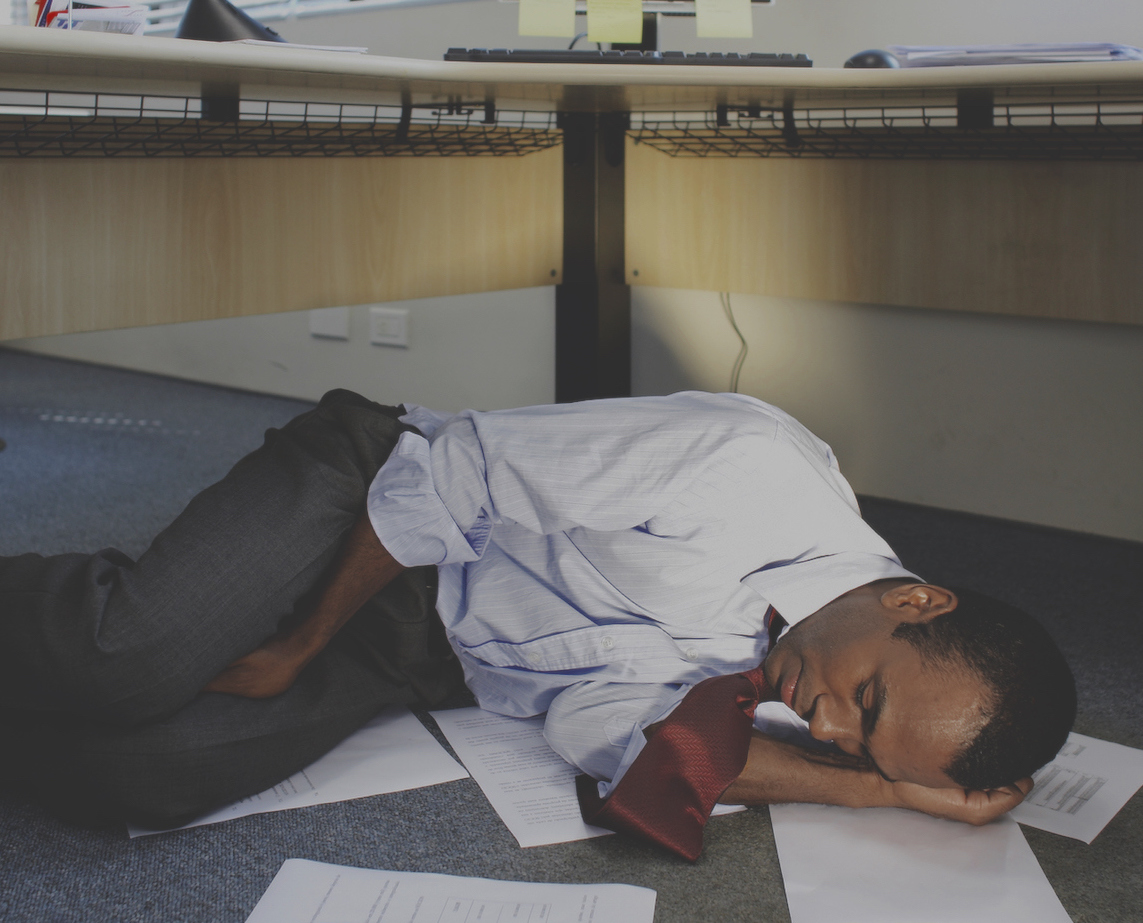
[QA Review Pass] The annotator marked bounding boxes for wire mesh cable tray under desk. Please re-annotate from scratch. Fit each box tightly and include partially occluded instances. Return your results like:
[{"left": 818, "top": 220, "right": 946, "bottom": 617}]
[
  {"left": 631, "top": 101, "right": 1143, "bottom": 160},
  {"left": 0, "top": 91, "right": 561, "bottom": 158}
]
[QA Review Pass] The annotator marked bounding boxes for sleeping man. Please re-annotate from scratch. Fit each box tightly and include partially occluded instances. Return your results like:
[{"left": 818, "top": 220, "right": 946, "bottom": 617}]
[{"left": 1, "top": 389, "right": 1075, "bottom": 854}]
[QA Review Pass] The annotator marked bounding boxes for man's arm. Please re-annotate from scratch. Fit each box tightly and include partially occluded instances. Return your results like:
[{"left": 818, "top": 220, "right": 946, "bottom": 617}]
[
  {"left": 719, "top": 732, "right": 1032, "bottom": 825},
  {"left": 203, "top": 513, "right": 405, "bottom": 698}
]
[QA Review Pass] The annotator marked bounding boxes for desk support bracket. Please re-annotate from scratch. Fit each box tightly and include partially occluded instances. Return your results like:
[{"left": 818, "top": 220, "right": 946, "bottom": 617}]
[
  {"left": 201, "top": 82, "right": 240, "bottom": 122},
  {"left": 555, "top": 111, "right": 631, "bottom": 402}
]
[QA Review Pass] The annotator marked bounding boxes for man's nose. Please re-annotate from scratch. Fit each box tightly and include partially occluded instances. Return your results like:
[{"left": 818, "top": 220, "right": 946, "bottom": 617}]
[{"left": 808, "top": 695, "right": 863, "bottom": 753}]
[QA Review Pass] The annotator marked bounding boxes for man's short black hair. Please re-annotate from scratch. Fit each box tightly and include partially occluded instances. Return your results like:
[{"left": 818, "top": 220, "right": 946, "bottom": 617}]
[{"left": 891, "top": 587, "right": 1076, "bottom": 790}]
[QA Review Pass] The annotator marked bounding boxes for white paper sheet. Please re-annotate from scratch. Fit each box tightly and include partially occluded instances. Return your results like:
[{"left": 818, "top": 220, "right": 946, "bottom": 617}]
[
  {"left": 518, "top": 0, "right": 576, "bottom": 37},
  {"left": 586, "top": 0, "right": 643, "bottom": 44},
  {"left": 431, "top": 706, "right": 743, "bottom": 849},
  {"left": 771, "top": 804, "right": 1071, "bottom": 923},
  {"left": 1011, "top": 731, "right": 1143, "bottom": 843},
  {"left": 888, "top": 43, "right": 1143, "bottom": 67},
  {"left": 246, "top": 858, "right": 657, "bottom": 923},
  {"left": 431, "top": 707, "right": 613, "bottom": 847},
  {"left": 128, "top": 705, "right": 468, "bottom": 837},
  {"left": 695, "top": 0, "right": 753, "bottom": 39}
]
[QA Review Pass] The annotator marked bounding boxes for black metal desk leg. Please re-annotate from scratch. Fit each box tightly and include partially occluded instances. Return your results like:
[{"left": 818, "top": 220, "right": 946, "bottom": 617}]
[{"left": 555, "top": 111, "right": 631, "bottom": 403}]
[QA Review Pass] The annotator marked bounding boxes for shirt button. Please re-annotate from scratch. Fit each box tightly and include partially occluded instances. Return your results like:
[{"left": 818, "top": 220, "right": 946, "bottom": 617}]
[
  {"left": 600, "top": 636, "right": 615, "bottom": 651},
  {"left": 526, "top": 651, "right": 542, "bottom": 665},
  {"left": 685, "top": 647, "right": 700, "bottom": 660}
]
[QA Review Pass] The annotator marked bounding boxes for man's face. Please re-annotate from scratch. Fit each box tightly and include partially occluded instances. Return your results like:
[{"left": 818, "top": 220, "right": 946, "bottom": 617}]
[{"left": 762, "top": 584, "right": 991, "bottom": 789}]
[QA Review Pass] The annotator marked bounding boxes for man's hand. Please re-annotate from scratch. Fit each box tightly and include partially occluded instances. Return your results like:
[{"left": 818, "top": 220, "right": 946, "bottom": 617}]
[
  {"left": 202, "top": 633, "right": 307, "bottom": 698},
  {"left": 886, "top": 776, "right": 1033, "bottom": 825},
  {"left": 201, "top": 513, "right": 405, "bottom": 699}
]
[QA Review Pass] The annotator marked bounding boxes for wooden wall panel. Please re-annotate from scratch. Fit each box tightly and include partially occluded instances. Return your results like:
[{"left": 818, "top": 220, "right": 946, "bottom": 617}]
[
  {"left": 625, "top": 142, "right": 1143, "bottom": 327},
  {"left": 0, "top": 149, "right": 562, "bottom": 341}
]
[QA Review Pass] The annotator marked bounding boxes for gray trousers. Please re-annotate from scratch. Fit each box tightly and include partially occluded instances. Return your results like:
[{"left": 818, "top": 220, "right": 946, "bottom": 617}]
[{"left": 0, "top": 390, "right": 461, "bottom": 827}]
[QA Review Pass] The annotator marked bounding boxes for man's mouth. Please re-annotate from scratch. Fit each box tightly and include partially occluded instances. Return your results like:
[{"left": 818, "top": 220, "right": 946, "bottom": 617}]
[{"left": 781, "top": 665, "right": 801, "bottom": 712}]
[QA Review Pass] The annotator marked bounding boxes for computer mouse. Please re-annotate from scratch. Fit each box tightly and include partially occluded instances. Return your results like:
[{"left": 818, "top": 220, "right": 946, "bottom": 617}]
[{"left": 844, "top": 49, "right": 900, "bottom": 68}]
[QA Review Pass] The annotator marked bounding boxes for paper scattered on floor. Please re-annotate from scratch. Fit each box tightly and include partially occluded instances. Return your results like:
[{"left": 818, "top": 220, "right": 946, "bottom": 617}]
[
  {"left": 431, "top": 706, "right": 743, "bottom": 849},
  {"left": 128, "top": 705, "right": 467, "bottom": 837},
  {"left": 771, "top": 804, "right": 1070, "bottom": 923},
  {"left": 1011, "top": 731, "right": 1143, "bottom": 843},
  {"left": 431, "top": 707, "right": 613, "bottom": 847},
  {"left": 245, "top": 858, "right": 657, "bottom": 923}
]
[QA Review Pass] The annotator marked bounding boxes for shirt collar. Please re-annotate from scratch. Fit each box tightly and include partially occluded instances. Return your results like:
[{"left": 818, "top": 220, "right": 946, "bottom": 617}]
[{"left": 741, "top": 552, "right": 918, "bottom": 625}]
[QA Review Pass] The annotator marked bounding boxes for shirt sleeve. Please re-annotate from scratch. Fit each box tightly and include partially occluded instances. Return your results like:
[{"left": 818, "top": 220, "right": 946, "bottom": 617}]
[
  {"left": 367, "top": 394, "right": 774, "bottom": 567},
  {"left": 554, "top": 683, "right": 824, "bottom": 798},
  {"left": 542, "top": 681, "right": 688, "bottom": 786}
]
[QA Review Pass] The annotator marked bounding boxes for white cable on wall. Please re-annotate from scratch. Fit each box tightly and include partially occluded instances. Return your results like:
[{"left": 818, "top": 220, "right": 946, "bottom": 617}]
[{"left": 720, "top": 291, "right": 748, "bottom": 393}]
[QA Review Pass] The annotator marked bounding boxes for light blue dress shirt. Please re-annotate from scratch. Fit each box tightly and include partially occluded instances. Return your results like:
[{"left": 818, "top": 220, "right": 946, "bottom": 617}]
[{"left": 367, "top": 392, "right": 915, "bottom": 783}]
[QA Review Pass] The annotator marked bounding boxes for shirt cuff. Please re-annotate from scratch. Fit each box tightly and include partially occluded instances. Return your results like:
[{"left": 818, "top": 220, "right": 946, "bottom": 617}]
[
  {"left": 397, "top": 404, "right": 454, "bottom": 439},
  {"left": 597, "top": 686, "right": 689, "bottom": 798},
  {"left": 366, "top": 430, "right": 490, "bottom": 567}
]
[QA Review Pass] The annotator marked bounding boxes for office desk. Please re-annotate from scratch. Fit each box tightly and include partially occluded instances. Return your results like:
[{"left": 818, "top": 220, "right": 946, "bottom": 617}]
[{"left": 3, "top": 28, "right": 1143, "bottom": 394}]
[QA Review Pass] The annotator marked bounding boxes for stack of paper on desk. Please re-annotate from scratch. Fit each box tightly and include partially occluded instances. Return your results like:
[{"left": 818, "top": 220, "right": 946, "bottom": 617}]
[
  {"left": 888, "top": 43, "right": 1143, "bottom": 67},
  {"left": 128, "top": 705, "right": 468, "bottom": 837}
]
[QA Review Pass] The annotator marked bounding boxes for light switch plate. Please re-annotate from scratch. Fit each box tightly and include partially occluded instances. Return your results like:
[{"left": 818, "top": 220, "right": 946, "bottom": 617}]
[
  {"left": 369, "top": 307, "right": 409, "bottom": 348},
  {"left": 308, "top": 306, "right": 350, "bottom": 340}
]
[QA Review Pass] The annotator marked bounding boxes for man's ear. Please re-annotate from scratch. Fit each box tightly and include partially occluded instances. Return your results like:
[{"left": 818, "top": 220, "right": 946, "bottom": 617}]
[{"left": 880, "top": 583, "right": 958, "bottom": 623}]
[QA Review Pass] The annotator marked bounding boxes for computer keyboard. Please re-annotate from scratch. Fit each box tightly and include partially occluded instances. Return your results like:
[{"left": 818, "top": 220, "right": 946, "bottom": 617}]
[{"left": 444, "top": 48, "right": 812, "bottom": 67}]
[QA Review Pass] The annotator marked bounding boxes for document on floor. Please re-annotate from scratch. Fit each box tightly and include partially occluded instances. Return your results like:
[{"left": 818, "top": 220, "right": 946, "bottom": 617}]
[
  {"left": 1010, "top": 731, "right": 1143, "bottom": 843},
  {"left": 431, "top": 707, "right": 612, "bottom": 847},
  {"left": 245, "top": 858, "right": 657, "bottom": 923},
  {"left": 771, "top": 804, "right": 1071, "bottom": 923},
  {"left": 128, "top": 706, "right": 468, "bottom": 837},
  {"left": 431, "top": 706, "right": 743, "bottom": 848}
]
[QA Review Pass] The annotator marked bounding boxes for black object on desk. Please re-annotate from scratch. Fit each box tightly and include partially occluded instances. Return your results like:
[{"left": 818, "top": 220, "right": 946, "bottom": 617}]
[
  {"left": 444, "top": 49, "right": 812, "bottom": 67},
  {"left": 844, "top": 48, "right": 900, "bottom": 68},
  {"left": 176, "top": 0, "right": 286, "bottom": 43}
]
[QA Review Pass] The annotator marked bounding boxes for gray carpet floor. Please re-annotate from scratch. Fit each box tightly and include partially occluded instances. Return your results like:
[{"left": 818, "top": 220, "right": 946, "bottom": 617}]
[{"left": 1, "top": 347, "right": 1140, "bottom": 923}]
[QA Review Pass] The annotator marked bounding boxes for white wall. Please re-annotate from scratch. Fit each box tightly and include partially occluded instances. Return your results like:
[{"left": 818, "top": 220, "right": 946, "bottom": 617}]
[
  {"left": 9, "top": 288, "right": 555, "bottom": 411},
  {"left": 633, "top": 288, "right": 1143, "bottom": 543}
]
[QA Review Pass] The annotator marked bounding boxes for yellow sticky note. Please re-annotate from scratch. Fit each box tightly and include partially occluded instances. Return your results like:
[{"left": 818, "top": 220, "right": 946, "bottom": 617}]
[
  {"left": 519, "top": 0, "right": 576, "bottom": 38},
  {"left": 695, "top": 0, "right": 753, "bottom": 39},
  {"left": 587, "top": 0, "right": 644, "bottom": 44}
]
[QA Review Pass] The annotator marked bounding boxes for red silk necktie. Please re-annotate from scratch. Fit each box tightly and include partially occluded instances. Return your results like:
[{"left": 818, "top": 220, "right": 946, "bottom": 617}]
[{"left": 576, "top": 607, "right": 784, "bottom": 861}]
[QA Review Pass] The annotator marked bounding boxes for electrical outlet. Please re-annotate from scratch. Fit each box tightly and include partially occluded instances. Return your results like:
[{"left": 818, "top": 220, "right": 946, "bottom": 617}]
[
  {"left": 369, "top": 307, "right": 409, "bottom": 348},
  {"left": 308, "top": 306, "right": 350, "bottom": 340}
]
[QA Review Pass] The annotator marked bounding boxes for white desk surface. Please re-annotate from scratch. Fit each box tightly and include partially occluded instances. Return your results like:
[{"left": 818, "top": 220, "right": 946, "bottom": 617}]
[{"left": 3, "top": 26, "right": 1143, "bottom": 111}]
